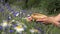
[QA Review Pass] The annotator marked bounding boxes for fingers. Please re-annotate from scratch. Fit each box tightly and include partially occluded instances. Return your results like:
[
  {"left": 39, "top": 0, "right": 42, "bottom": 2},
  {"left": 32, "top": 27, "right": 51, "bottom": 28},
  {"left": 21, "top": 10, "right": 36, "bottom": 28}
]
[
  {"left": 53, "top": 22, "right": 60, "bottom": 27},
  {"left": 26, "top": 16, "right": 33, "bottom": 22}
]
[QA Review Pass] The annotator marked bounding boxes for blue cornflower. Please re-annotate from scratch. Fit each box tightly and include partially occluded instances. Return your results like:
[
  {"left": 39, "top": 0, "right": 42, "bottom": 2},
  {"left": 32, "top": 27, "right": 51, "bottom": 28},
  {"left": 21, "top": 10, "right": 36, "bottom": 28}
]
[
  {"left": 0, "top": 26, "right": 3, "bottom": 30},
  {"left": 36, "top": 27, "right": 44, "bottom": 33},
  {"left": 9, "top": 30, "right": 14, "bottom": 33},
  {"left": 9, "top": 10, "right": 15, "bottom": 14},
  {"left": 7, "top": 7, "right": 11, "bottom": 10},
  {"left": 13, "top": 12, "right": 19, "bottom": 17},
  {"left": 7, "top": 15, "right": 11, "bottom": 20},
  {"left": 12, "top": 24, "right": 17, "bottom": 27},
  {"left": 0, "top": 8, "right": 4, "bottom": 12}
]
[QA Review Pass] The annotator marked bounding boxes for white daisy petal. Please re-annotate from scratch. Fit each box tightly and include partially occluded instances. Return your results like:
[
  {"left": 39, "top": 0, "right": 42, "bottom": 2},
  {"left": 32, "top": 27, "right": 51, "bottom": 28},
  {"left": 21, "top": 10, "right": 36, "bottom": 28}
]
[
  {"left": 29, "top": 29, "right": 39, "bottom": 33},
  {"left": 1, "top": 20, "right": 8, "bottom": 27}
]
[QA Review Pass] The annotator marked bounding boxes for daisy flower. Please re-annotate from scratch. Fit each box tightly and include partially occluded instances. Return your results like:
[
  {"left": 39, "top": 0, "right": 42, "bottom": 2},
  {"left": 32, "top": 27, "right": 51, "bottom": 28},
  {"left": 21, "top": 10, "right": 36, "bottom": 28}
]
[
  {"left": 17, "top": 23, "right": 27, "bottom": 28},
  {"left": 1, "top": 20, "right": 8, "bottom": 27},
  {"left": 14, "top": 25, "right": 24, "bottom": 32}
]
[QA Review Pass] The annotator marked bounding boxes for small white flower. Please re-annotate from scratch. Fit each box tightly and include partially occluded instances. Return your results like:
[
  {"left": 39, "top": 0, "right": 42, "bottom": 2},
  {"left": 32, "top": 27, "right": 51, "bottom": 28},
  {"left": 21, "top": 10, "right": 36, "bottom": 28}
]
[
  {"left": 30, "top": 29, "right": 35, "bottom": 33},
  {"left": 29, "top": 29, "right": 39, "bottom": 33},
  {"left": 27, "top": 14, "right": 30, "bottom": 17},
  {"left": 8, "top": 16, "right": 11, "bottom": 19},
  {"left": 23, "top": 24, "right": 27, "bottom": 28},
  {"left": 1, "top": 20, "right": 8, "bottom": 27},
  {"left": 20, "top": 11, "right": 22, "bottom": 14},
  {"left": 14, "top": 25, "right": 24, "bottom": 32},
  {"left": 11, "top": 20, "right": 15, "bottom": 22}
]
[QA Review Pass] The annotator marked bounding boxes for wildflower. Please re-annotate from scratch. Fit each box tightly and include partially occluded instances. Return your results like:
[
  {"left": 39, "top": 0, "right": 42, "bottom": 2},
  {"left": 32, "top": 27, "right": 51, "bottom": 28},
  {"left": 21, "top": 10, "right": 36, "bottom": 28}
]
[
  {"left": 7, "top": 16, "right": 11, "bottom": 20},
  {"left": 0, "top": 8, "right": 4, "bottom": 12},
  {"left": 7, "top": 7, "right": 11, "bottom": 11},
  {"left": 14, "top": 25, "right": 24, "bottom": 32},
  {"left": 23, "top": 13, "right": 25, "bottom": 16},
  {"left": 27, "top": 14, "right": 30, "bottom": 17},
  {"left": 14, "top": 12, "right": 19, "bottom": 17},
  {"left": 20, "top": 11, "right": 22, "bottom": 14},
  {"left": 1, "top": 20, "right": 8, "bottom": 27},
  {"left": 12, "top": 24, "right": 17, "bottom": 27},
  {"left": 11, "top": 20, "right": 15, "bottom": 22},
  {"left": 23, "top": 24, "right": 27, "bottom": 28},
  {"left": 35, "top": 27, "right": 44, "bottom": 34},
  {"left": 9, "top": 30, "right": 14, "bottom": 33},
  {"left": 29, "top": 29, "right": 39, "bottom": 33},
  {"left": 9, "top": 11, "right": 14, "bottom": 14},
  {"left": 20, "top": 23, "right": 27, "bottom": 29},
  {"left": 0, "top": 26, "right": 3, "bottom": 30}
]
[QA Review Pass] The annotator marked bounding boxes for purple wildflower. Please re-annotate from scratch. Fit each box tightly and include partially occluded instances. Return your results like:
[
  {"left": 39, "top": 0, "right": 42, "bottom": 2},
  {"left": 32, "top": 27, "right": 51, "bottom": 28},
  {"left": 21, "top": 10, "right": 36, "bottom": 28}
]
[
  {"left": 0, "top": 8, "right": 4, "bottom": 12},
  {"left": 13, "top": 12, "right": 19, "bottom": 17},
  {"left": 35, "top": 27, "right": 44, "bottom": 34},
  {"left": 0, "top": 26, "right": 3, "bottom": 30},
  {"left": 7, "top": 15, "right": 11, "bottom": 20},
  {"left": 9, "top": 30, "right": 14, "bottom": 33},
  {"left": 12, "top": 23, "right": 17, "bottom": 27},
  {"left": 7, "top": 7, "right": 11, "bottom": 10}
]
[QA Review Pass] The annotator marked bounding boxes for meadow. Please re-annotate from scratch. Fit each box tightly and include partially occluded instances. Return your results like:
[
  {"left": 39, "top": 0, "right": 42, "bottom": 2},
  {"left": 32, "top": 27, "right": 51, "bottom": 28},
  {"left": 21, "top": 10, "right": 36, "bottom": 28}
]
[{"left": 0, "top": 1, "right": 60, "bottom": 34}]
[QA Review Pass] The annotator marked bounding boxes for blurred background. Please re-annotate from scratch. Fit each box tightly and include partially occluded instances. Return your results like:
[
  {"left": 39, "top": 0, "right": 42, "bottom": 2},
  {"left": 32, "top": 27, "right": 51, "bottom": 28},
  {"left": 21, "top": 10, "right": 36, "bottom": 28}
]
[{"left": 0, "top": 0, "right": 60, "bottom": 34}]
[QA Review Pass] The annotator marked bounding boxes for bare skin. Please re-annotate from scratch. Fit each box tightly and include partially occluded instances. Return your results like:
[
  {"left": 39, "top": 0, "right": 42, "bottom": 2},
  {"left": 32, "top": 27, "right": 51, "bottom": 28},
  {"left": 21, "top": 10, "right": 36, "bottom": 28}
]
[{"left": 26, "top": 13, "right": 60, "bottom": 27}]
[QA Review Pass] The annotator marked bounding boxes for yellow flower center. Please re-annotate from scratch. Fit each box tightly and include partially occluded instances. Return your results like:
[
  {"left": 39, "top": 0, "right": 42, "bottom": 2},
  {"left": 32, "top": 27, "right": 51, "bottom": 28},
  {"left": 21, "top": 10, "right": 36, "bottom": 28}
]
[
  {"left": 34, "top": 29, "right": 38, "bottom": 32},
  {"left": 16, "top": 25, "right": 23, "bottom": 28}
]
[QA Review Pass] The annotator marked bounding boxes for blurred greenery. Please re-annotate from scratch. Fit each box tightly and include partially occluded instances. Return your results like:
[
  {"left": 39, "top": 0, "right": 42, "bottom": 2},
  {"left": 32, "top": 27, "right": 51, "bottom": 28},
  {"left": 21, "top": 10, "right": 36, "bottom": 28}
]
[{"left": 5, "top": 0, "right": 60, "bottom": 15}]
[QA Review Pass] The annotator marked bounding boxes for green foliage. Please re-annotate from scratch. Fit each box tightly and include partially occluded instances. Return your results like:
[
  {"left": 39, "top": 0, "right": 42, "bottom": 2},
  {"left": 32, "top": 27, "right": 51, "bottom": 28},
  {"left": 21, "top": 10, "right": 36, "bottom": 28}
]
[{"left": 8, "top": 0, "right": 60, "bottom": 15}]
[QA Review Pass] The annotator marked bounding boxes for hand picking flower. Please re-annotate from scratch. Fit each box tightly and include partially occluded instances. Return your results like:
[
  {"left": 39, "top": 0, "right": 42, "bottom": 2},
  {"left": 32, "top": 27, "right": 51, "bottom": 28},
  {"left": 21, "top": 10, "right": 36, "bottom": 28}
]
[{"left": 26, "top": 13, "right": 60, "bottom": 27}]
